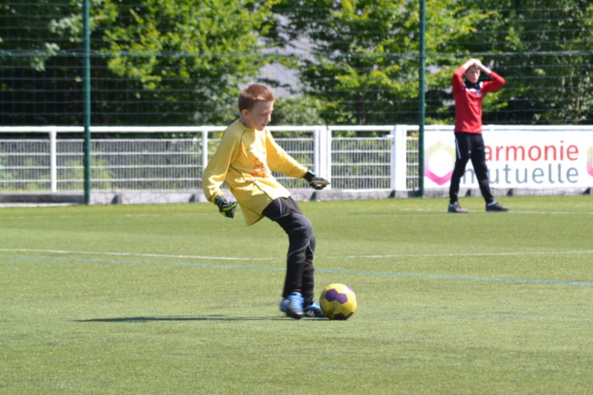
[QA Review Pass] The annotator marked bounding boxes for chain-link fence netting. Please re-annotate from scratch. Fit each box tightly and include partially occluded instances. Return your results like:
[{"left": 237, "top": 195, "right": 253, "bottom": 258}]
[{"left": 2, "top": 0, "right": 592, "bottom": 126}]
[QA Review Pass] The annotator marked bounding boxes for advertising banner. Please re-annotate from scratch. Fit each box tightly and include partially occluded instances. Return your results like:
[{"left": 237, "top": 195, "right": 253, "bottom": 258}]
[{"left": 424, "top": 130, "right": 593, "bottom": 190}]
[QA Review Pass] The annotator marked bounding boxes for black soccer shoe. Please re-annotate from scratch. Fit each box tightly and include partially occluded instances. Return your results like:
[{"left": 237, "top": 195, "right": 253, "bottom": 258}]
[
  {"left": 486, "top": 201, "right": 510, "bottom": 212},
  {"left": 448, "top": 202, "right": 469, "bottom": 214},
  {"left": 303, "top": 301, "right": 326, "bottom": 318}
]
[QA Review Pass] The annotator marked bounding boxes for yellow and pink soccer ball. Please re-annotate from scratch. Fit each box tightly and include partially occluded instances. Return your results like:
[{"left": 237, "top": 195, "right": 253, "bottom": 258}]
[{"left": 319, "top": 283, "right": 357, "bottom": 320}]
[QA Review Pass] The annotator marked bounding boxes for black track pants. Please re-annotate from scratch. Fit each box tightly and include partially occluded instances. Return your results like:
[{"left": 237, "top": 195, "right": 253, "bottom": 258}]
[
  {"left": 262, "top": 197, "right": 316, "bottom": 305},
  {"left": 449, "top": 132, "right": 494, "bottom": 205}
]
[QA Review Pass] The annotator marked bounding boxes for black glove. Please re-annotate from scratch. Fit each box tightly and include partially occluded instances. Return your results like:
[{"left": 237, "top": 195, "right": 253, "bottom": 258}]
[
  {"left": 215, "top": 195, "right": 237, "bottom": 218},
  {"left": 303, "top": 170, "right": 330, "bottom": 190}
]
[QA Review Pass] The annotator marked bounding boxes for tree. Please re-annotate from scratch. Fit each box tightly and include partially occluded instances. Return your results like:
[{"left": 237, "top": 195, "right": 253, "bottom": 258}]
[
  {"left": 96, "top": 0, "right": 280, "bottom": 125},
  {"left": 3, "top": 0, "right": 591, "bottom": 126},
  {"left": 0, "top": 0, "right": 73, "bottom": 71},
  {"left": 0, "top": 0, "right": 280, "bottom": 125},
  {"left": 0, "top": 0, "right": 94, "bottom": 125},
  {"left": 271, "top": 0, "right": 490, "bottom": 125},
  {"left": 457, "top": 0, "right": 593, "bottom": 124}
]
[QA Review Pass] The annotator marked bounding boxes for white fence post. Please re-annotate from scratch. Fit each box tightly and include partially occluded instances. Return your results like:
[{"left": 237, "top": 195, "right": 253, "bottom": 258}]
[
  {"left": 315, "top": 126, "right": 331, "bottom": 185},
  {"left": 324, "top": 126, "right": 332, "bottom": 183},
  {"left": 392, "top": 124, "right": 408, "bottom": 194},
  {"left": 313, "top": 127, "right": 320, "bottom": 174},
  {"left": 49, "top": 129, "right": 57, "bottom": 192},
  {"left": 390, "top": 126, "right": 397, "bottom": 192},
  {"left": 201, "top": 129, "right": 209, "bottom": 173}
]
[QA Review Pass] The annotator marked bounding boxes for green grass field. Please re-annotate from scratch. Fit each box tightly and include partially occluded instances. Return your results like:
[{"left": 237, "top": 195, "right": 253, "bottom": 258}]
[{"left": 1, "top": 196, "right": 592, "bottom": 394}]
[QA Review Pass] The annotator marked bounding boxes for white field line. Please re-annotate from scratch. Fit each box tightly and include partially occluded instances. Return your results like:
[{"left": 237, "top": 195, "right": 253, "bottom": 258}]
[
  {"left": 4, "top": 248, "right": 593, "bottom": 287},
  {"left": 0, "top": 213, "right": 208, "bottom": 219},
  {"left": 509, "top": 211, "right": 593, "bottom": 215},
  {"left": 400, "top": 208, "right": 593, "bottom": 215},
  {"left": 1, "top": 248, "right": 591, "bottom": 262},
  {"left": 122, "top": 213, "right": 209, "bottom": 217},
  {"left": 0, "top": 248, "right": 273, "bottom": 261}
]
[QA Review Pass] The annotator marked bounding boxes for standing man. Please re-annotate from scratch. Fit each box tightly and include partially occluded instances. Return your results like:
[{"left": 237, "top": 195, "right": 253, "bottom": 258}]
[{"left": 448, "top": 58, "right": 510, "bottom": 213}]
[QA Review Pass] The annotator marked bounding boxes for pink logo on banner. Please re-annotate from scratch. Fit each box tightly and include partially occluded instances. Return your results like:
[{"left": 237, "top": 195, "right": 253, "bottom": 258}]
[{"left": 424, "top": 142, "right": 456, "bottom": 185}]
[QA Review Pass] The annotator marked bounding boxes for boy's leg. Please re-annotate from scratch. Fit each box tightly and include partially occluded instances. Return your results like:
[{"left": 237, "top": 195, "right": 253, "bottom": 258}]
[
  {"left": 262, "top": 197, "right": 316, "bottom": 305},
  {"left": 469, "top": 134, "right": 494, "bottom": 203},
  {"left": 449, "top": 133, "right": 471, "bottom": 204},
  {"left": 300, "top": 233, "right": 316, "bottom": 305}
]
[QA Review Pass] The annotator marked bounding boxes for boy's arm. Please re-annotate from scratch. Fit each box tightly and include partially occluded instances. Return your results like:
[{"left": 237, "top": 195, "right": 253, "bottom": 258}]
[
  {"left": 264, "top": 130, "right": 330, "bottom": 190},
  {"left": 264, "top": 130, "right": 308, "bottom": 178},
  {"left": 202, "top": 130, "right": 238, "bottom": 203},
  {"left": 202, "top": 133, "right": 239, "bottom": 218}
]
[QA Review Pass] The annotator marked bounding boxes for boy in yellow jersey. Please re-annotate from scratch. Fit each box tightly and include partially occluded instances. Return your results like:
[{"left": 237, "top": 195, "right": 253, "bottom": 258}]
[{"left": 202, "top": 84, "right": 330, "bottom": 319}]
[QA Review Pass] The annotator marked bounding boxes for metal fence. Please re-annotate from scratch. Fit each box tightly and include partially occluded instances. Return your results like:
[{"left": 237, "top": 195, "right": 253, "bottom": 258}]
[
  {"left": 0, "top": 126, "right": 415, "bottom": 197},
  {"left": 2, "top": 125, "right": 590, "bottom": 204}
]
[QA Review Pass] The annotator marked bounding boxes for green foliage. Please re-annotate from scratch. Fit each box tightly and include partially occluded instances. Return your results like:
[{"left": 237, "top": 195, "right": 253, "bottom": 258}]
[
  {"left": 0, "top": 0, "right": 68, "bottom": 70},
  {"left": 271, "top": 96, "right": 325, "bottom": 125},
  {"left": 1, "top": 0, "right": 592, "bottom": 125},
  {"left": 272, "top": 0, "right": 491, "bottom": 125},
  {"left": 58, "top": 159, "right": 114, "bottom": 190},
  {"left": 94, "top": 0, "right": 280, "bottom": 124},
  {"left": 458, "top": 0, "right": 593, "bottom": 124},
  {"left": 0, "top": 155, "right": 17, "bottom": 192},
  {"left": 0, "top": 0, "right": 280, "bottom": 125}
]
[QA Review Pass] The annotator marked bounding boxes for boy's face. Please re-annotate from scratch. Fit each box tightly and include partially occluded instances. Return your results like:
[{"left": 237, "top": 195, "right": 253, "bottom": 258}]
[
  {"left": 464, "top": 65, "right": 481, "bottom": 84},
  {"left": 241, "top": 101, "right": 274, "bottom": 131}
]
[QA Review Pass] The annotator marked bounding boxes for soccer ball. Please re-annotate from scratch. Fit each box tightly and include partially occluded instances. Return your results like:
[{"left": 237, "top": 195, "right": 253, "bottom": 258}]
[{"left": 319, "top": 283, "right": 357, "bottom": 320}]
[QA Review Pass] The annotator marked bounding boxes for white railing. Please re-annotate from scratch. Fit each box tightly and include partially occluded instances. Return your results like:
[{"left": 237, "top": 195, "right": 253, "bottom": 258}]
[
  {"left": 0, "top": 125, "right": 411, "bottom": 197},
  {"left": 1, "top": 125, "right": 590, "bottom": 203}
]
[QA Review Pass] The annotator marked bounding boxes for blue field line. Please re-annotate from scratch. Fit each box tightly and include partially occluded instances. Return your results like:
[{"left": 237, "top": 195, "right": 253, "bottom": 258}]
[{"left": 6, "top": 255, "right": 593, "bottom": 287}]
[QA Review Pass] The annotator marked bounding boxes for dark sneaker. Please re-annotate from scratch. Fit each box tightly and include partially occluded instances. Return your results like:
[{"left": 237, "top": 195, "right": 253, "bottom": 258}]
[
  {"left": 448, "top": 202, "right": 469, "bottom": 213},
  {"left": 279, "top": 292, "right": 304, "bottom": 319},
  {"left": 304, "top": 301, "right": 325, "bottom": 318},
  {"left": 486, "top": 201, "right": 510, "bottom": 212}
]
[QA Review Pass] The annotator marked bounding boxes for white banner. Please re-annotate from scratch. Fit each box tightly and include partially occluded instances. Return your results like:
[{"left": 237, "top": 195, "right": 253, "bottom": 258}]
[{"left": 424, "top": 130, "right": 593, "bottom": 190}]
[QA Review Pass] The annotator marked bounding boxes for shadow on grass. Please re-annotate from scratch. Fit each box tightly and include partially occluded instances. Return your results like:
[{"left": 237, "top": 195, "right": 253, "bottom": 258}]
[{"left": 75, "top": 315, "right": 291, "bottom": 323}]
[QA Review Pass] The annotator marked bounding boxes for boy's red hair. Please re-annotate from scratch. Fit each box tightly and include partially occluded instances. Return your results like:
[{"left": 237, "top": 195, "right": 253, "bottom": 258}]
[{"left": 238, "top": 84, "right": 275, "bottom": 112}]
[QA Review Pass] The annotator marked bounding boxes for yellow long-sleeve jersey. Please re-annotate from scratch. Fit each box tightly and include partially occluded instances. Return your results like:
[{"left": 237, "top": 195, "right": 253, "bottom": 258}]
[{"left": 202, "top": 119, "right": 308, "bottom": 225}]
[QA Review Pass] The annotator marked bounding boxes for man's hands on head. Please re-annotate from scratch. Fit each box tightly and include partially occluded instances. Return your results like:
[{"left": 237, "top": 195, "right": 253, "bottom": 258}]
[
  {"left": 303, "top": 171, "right": 330, "bottom": 190},
  {"left": 215, "top": 195, "right": 237, "bottom": 218},
  {"left": 464, "top": 58, "right": 492, "bottom": 75},
  {"left": 463, "top": 58, "right": 481, "bottom": 69}
]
